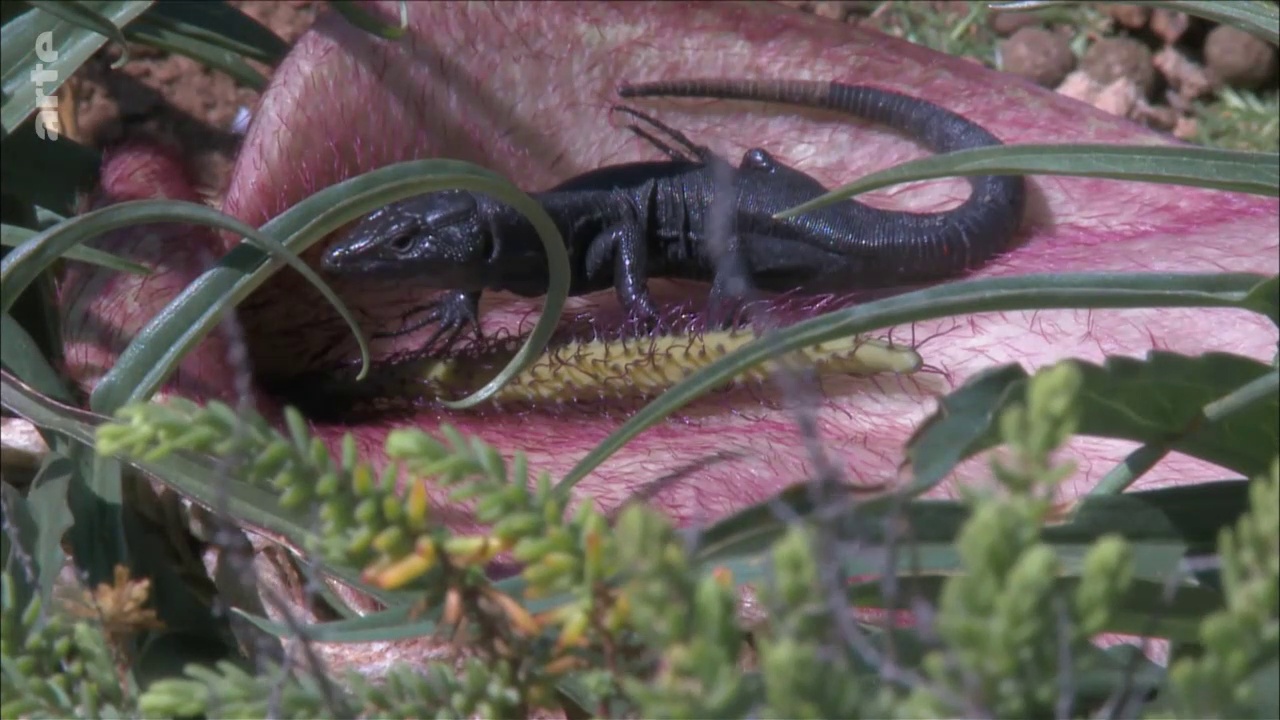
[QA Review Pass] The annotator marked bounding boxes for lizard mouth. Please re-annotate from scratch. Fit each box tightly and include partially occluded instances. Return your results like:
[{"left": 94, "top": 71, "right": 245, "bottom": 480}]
[{"left": 60, "top": 3, "right": 1277, "bottom": 547}]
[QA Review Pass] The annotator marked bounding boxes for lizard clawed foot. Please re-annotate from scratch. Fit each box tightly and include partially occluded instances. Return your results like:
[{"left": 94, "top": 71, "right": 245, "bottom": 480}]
[
  {"left": 705, "top": 249, "right": 758, "bottom": 329},
  {"left": 705, "top": 288, "right": 752, "bottom": 330},
  {"left": 372, "top": 290, "right": 482, "bottom": 355}
]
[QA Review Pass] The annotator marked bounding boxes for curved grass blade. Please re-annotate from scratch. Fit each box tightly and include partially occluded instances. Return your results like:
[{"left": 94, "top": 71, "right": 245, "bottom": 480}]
[
  {"left": 845, "top": 574, "right": 1220, "bottom": 641},
  {"left": 1, "top": 313, "right": 71, "bottom": 402},
  {"left": 329, "top": 0, "right": 408, "bottom": 39},
  {"left": 0, "top": 199, "right": 371, "bottom": 410},
  {"left": 991, "top": 1, "right": 1280, "bottom": 46},
  {"left": 2, "top": 223, "right": 150, "bottom": 275},
  {"left": 88, "top": 159, "right": 567, "bottom": 413},
  {"left": 232, "top": 603, "right": 435, "bottom": 643},
  {"left": 22, "top": 1, "right": 134, "bottom": 69},
  {"left": 558, "top": 272, "right": 1269, "bottom": 495},
  {"left": 123, "top": 19, "right": 267, "bottom": 91},
  {"left": 234, "top": 574, "right": 567, "bottom": 643},
  {"left": 135, "top": 1, "right": 288, "bottom": 66},
  {"left": 1244, "top": 275, "right": 1279, "bottom": 327},
  {"left": 777, "top": 144, "right": 1279, "bottom": 219},
  {"left": 1, "top": 1, "right": 151, "bottom": 133},
  {"left": 1, "top": 123, "right": 102, "bottom": 214},
  {"left": 691, "top": 481, "right": 1225, "bottom": 584}
]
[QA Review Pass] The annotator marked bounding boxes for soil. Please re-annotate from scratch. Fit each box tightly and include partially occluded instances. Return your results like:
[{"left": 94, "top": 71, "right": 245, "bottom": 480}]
[{"left": 66, "top": 1, "right": 319, "bottom": 199}]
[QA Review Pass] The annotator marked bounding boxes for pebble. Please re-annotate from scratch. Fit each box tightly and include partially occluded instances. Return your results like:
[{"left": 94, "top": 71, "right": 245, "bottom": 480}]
[
  {"left": 1055, "top": 70, "right": 1138, "bottom": 120},
  {"left": 1150, "top": 9, "right": 1191, "bottom": 45},
  {"left": 1153, "top": 46, "right": 1213, "bottom": 102},
  {"left": 1204, "top": 25, "right": 1279, "bottom": 91},
  {"left": 1081, "top": 37, "right": 1157, "bottom": 97},
  {"left": 999, "top": 27, "right": 1076, "bottom": 88},
  {"left": 988, "top": 10, "right": 1040, "bottom": 36},
  {"left": 1103, "top": 4, "right": 1150, "bottom": 31}
]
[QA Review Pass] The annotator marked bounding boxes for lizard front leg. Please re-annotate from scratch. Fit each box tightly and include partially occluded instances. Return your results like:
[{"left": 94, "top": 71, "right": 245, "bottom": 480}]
[
  {"left": 584, "top": 222, "right": 661, "bottom": 322},
  {"left": 375, "top": 289, "right": 482, "bottom": 354}
]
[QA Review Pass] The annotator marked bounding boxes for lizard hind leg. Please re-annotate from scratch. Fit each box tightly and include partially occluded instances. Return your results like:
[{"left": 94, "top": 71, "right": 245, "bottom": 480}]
[{"left": 584, "top": 222, "right": 661, "bottom": 324}]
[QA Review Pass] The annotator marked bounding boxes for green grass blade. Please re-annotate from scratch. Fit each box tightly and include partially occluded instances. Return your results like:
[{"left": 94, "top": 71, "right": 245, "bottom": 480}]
[
  {"left": 123, "top": 18, "right": 267, "bottom": 91},
  {"left": 909, "top": 353, "right": 1277, "bottom": 496},
  {"left": 0, "top": 1, "right": 151, "bottom": 134},
  {"left": 233, "top": 603, "right": 436, "bottom": 643},
  {"left": 134, "top": 1, "right": 288, "bottom": 66},
  {"left": 777, "top": 144, "right": 1279, "bottom": 219},
  {"left": 991, "top": 1, "right": 1280, "bottom": 46},
  {"left": 0, "top": 199, "right": 370, "bottom": 411},
  {"left": 87, "top": 160, "right": 568, "bottom": 414},
  {"left": 23, "top": 1, "right": 134, "bottom": 68},
  {"left": 558, "top": 272, "right": 1268, "bottom": 495},
  {"left": 0, "top": 125, "right": 102, "bottom": 214},
  {"left": 1244, "top": 276, "right": 1279, "bottom": 327},
  {"left": 328, "top": 0, "right": 407, "bottom": 39},
  {"left": 2, "top": 223, "right": 150, "bottom": 275},
  {"left": 0, "top": 313, "right": 71, "bottom": 402},
  {"left": 692, "top": 483, "right": 1226, "bottom": 584},
  {"left": 24, "top": 459, "right": 74, "bottom": 605}
]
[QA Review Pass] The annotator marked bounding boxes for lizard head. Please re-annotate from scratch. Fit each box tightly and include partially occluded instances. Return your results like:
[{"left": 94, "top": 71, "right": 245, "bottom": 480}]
[{"left": 321, "top": 190, "right": 496, "bottom": 288}]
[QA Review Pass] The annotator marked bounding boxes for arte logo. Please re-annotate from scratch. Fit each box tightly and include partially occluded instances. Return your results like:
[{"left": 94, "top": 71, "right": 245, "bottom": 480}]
[{"left": 32, "top": 31, "right": 61, "bottom": 141}]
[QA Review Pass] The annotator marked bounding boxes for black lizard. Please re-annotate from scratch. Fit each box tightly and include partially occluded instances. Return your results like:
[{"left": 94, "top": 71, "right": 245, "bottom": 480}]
[{"left": 320, "top": 78, "right": 1027, "bottom": 350}]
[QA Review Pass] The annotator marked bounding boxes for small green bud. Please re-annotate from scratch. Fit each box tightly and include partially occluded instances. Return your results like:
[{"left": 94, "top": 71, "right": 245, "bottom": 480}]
[{"left": 1075, "top": 534, "right": 1133, "bottom": 636}]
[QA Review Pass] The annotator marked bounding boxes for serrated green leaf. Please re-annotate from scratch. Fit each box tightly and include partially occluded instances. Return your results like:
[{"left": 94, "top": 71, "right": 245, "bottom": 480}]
[
  {"left": 1076, "top": 480, "right": 1251, "bottom": 556},
  {"left": 1, "top": 1, "right": 152, "bottom": 134},
  {"left": 906, "top": 352, "right": 1278, "bottom": 493},
  {"left": 24, "top": 457, "right": 73, "bottom": 605},
  {"left": 1, "top": 483, "right": 41, "bottom": 616},
  {"left": 906, "top": 362, "right": 1027, "bottom": 494}
]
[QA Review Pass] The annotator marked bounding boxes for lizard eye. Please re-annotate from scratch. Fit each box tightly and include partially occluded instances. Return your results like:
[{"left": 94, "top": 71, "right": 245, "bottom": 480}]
[{"left": 386, "top": 229, "right": 416, "bottom": 255}]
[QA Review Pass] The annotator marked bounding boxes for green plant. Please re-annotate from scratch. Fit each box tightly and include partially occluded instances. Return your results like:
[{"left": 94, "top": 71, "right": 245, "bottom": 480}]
[{"left": 2, "top": 1, "right": 1277, "bottom": 718}]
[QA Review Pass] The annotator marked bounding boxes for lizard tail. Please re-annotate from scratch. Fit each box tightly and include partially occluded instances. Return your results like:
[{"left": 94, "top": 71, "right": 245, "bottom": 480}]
[
  {"left": 617, "top": 78, "right": 1005, "bottom": 154},
  {"left": 617, "top": 78, "right": 1029, "bottom": 276}
]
